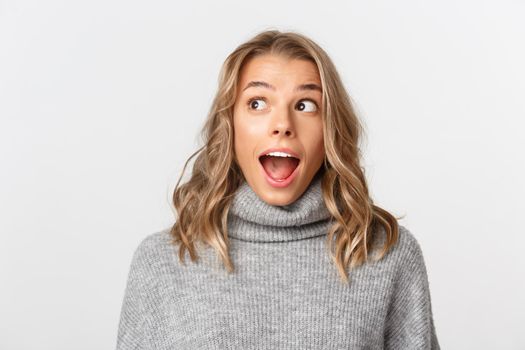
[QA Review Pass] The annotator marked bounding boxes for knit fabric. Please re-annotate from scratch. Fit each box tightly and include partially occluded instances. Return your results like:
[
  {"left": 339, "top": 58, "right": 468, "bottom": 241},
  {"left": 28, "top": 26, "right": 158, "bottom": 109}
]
[{"left": 116, "top": 174, "right": 440, "bottom": 349}]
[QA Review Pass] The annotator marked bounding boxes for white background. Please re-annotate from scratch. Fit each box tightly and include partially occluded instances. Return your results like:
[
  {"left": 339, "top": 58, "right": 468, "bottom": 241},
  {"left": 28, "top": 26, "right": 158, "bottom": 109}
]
[{"left": 1, "top": 0, "right": 524, "bottom": 349}]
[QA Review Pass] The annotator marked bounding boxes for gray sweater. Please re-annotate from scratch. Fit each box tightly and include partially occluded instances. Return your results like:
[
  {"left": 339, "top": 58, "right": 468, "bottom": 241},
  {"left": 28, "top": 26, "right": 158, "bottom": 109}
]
[{"left": 116, "top": 174, "right": 440, "bottom": 349}]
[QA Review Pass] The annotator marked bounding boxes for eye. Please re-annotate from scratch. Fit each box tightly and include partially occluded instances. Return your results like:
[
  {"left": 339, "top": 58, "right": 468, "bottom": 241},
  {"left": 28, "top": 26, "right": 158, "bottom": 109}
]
[
  {"left": 296, "top": 99, "right": 318, "bottom": 112},
  {"left": 247, "top": 97, "right": 268, "bottom": 111}
]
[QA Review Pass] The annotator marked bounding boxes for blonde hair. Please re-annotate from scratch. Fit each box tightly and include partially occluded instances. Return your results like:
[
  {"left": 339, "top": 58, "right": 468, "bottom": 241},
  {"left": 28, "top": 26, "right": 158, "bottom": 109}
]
[{"left": 169, "top": 29, "right": 400, "bottom": 284}]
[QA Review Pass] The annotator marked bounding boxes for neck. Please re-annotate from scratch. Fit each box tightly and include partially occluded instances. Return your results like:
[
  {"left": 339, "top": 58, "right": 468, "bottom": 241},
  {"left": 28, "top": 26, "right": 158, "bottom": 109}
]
[{"left": 227, "top": 172, "right": 333, "bottom": 243}]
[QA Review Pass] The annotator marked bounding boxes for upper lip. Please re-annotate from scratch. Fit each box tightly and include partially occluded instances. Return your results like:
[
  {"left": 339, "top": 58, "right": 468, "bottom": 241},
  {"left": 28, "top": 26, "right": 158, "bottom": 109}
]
[{"left": 258, "top": 147, "right": 301, "bottom": 160}]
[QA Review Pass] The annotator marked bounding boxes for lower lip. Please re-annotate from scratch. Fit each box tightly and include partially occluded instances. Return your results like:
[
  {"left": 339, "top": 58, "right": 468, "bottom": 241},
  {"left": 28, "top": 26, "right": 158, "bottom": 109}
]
[{"left": 259, "top": 159, "right": 301, "bottom": 188}]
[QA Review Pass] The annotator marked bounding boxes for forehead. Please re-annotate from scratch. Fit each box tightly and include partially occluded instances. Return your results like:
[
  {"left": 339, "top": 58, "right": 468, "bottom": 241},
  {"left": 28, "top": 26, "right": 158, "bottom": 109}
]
[{"left": 238, "top": 54, "right": 321, "bottom": 86}]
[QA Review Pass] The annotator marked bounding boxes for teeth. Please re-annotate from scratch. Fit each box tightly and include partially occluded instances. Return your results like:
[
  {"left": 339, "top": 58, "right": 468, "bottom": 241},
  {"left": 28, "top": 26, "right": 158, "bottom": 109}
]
[{"left": 265, "top": 151, "right": 295, "bottom": 158}]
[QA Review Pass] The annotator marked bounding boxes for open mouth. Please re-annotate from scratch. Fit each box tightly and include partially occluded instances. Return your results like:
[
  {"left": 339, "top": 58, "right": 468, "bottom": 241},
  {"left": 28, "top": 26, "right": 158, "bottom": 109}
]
[{"left": 259, "top": 154, "right": 300, "bottom": 181}]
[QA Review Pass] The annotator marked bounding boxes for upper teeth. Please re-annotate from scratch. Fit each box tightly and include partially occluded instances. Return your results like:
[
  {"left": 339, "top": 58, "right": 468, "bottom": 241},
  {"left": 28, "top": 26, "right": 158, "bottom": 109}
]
[{"left": 265, "top": 151, "right": 294, "bottom": 158}]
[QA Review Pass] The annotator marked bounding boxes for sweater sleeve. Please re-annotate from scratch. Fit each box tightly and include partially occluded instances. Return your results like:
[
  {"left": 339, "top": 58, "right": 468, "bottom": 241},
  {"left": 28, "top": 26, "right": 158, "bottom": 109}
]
[
  {"left": 116, "top": 235, "right": 158, "bottom": 350},
  {"left": 384, "top": 228, "right": 440, "bottom": 350}
]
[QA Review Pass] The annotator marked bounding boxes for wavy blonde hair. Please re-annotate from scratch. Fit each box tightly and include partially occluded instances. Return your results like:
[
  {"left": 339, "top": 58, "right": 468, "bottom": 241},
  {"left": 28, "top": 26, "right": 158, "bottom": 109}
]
[{"left": 169, "top": 29, "right": 400, "bottom": 284}]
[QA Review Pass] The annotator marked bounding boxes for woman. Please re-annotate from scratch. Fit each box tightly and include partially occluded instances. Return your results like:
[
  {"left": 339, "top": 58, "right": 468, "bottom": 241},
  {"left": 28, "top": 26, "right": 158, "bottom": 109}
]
[{"left": 116, "top": 29, "right": 440, "bottom": 349}]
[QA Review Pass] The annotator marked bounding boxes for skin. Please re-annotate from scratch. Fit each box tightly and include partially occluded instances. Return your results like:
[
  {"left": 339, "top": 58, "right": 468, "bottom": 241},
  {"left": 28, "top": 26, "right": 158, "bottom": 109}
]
[{"left": 232, "top": 53, "right": 325, "bottom": 206}]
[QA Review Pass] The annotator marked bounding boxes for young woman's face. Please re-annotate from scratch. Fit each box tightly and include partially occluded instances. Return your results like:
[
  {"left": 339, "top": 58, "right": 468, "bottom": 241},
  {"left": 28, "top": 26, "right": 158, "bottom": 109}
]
[{"left": 233, "top": 54, "right": 325, "bottom": 206}]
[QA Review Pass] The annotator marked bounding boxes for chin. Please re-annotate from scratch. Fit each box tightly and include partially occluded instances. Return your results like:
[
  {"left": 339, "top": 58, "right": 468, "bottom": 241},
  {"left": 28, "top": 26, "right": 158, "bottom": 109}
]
[{"left": 258, "top": 187, "right": 300, "bottom": 207}]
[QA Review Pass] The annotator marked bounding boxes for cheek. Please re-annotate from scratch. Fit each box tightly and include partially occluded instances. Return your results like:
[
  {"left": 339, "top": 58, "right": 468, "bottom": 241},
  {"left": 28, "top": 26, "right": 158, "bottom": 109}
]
[
  {"left": 304, "top": 123, "right": 325, "bottom": 161},
  {"left": 313, "top": 135, "right": 325, "bottom": 161},
  {"left": 233, "top": 114, "right": 257, "bottom": 161}
]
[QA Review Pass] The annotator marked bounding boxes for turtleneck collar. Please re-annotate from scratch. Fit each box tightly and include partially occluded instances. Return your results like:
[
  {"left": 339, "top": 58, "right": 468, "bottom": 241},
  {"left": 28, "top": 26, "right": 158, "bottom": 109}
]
[{"left": 227, "top": 172, "right": 333, "bottom": 243}]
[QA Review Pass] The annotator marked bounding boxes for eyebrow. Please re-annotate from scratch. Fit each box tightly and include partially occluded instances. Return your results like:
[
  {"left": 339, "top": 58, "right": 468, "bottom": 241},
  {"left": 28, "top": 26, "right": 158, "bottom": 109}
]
[{"left": 242, "top": 80, "right": 322, "bottom": 93}]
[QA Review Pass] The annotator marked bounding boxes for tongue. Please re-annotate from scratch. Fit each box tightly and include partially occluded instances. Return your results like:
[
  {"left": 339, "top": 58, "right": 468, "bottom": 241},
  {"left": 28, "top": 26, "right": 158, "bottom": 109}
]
[{"left": 260, "top": 156, "right": 299, "bottom": 180}]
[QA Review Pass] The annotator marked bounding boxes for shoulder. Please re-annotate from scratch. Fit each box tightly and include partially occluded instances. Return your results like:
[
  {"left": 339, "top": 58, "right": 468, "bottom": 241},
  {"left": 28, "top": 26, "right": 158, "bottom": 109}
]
[
  {"left": 390, "top": 225, "right": 430, "bottom": 284},
  {"left": 395, "top": 224, "right": 425, "bottom": 263},
  {"left": 129, "top": 227, "right": 211, "bottom": 272},
  {"left": 371, "top": 223, "right": 428, "bottom": 274},
  {"left": 128, "top": 228, "right": 175, "bottom": 273},
  {"left": 134, "top": 228, "right": 172, "bottom": 253}
]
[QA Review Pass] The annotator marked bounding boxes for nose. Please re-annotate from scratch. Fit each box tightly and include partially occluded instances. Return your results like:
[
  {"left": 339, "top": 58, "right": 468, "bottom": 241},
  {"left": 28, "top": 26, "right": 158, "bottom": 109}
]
[{"left": 270, "top": 108, "right": 295, "bottom": 137}]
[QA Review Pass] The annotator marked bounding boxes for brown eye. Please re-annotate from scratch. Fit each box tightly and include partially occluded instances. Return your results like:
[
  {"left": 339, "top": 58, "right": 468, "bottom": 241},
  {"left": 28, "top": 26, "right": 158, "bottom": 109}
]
[
  {"left": 296, "top": 99, "right": 318, "bottom": 112},
  {"left": 247, "top": 98, "right": 267, "bottom": 111}
]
